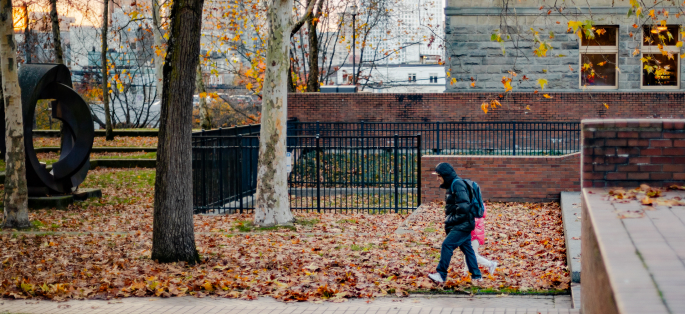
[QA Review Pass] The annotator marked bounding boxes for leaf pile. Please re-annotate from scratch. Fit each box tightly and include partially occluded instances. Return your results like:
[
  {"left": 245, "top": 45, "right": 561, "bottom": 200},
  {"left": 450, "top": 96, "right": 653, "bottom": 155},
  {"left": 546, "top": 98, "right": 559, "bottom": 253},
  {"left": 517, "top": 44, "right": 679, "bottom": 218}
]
[
  {"left": 609, "top": 184, "right": 685, "bottom": 207},
  {"left": 0, "top": 169, "right": 569, "bottom": 302},
  {"left": 33, "top": 136, "right": 158, "bottom": 148}
]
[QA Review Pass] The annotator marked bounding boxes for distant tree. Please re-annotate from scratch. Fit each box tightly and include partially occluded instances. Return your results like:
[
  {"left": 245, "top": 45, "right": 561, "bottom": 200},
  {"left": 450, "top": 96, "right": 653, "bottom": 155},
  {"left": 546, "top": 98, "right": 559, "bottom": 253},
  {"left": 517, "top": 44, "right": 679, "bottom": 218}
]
[{"left": 101, "top": 0, "right": 114, "bottom": 140}]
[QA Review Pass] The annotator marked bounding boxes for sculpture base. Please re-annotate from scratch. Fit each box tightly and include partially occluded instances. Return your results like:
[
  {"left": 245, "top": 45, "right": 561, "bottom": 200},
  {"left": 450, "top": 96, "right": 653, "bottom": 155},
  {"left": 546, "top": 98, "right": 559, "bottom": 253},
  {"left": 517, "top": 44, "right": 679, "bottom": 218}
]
[{"left": 28, "top": 188, "right": 102, "bottom": 210}]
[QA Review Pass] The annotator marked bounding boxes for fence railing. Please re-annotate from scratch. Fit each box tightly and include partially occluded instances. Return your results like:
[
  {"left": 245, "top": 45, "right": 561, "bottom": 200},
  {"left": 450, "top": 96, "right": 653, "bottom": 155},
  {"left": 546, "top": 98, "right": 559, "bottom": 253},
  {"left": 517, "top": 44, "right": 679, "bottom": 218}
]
[
  {"left": 288, "top": 121, "right": 580, "bottom": 156},
  {"left": 192, "top": 121, "right": 580, "bottom": 214},
  {"left": 192, "top": 133, "right": 421, "bottom": 215}
]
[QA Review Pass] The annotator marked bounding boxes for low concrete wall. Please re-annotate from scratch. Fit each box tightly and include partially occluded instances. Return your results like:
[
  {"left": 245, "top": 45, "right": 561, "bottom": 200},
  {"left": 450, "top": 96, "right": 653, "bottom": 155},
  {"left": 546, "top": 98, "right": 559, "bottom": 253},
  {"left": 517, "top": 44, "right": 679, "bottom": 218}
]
[{"left": 420, "top": 153, "right": 581, "bottom": 203}]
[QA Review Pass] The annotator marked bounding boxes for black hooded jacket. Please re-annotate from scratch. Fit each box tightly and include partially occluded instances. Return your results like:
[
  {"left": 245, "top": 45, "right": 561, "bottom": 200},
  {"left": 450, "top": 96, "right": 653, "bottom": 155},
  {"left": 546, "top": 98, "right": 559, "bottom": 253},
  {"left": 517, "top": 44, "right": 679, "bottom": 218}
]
[{"left": 434, "top": 163, "right": 475, "bottom": 234}]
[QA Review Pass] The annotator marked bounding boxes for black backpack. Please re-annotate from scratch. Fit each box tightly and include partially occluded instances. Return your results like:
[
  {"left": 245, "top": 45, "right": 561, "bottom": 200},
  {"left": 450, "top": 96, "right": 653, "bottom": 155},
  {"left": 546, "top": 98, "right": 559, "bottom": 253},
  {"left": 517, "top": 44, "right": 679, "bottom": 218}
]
[{"left": 450, "top": 179, "right": 485, "bottom": 218}]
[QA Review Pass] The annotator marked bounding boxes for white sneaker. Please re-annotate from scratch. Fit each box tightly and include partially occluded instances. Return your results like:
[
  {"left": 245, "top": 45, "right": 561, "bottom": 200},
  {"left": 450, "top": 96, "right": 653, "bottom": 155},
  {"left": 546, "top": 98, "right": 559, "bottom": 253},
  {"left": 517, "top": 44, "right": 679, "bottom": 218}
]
[
  {"left": 428, "top": 273, "right": 444, "bottom": 283},
  {"left": 489, "top": 262, "right": 498, "bottom": 274}
]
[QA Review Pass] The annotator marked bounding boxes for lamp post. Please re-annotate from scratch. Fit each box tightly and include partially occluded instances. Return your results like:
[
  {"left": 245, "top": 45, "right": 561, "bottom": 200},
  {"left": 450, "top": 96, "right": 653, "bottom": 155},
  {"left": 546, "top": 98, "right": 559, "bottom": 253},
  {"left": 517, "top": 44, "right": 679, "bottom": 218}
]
[{"left": 350, "top": 4, "right": 357, "bottom": 86}]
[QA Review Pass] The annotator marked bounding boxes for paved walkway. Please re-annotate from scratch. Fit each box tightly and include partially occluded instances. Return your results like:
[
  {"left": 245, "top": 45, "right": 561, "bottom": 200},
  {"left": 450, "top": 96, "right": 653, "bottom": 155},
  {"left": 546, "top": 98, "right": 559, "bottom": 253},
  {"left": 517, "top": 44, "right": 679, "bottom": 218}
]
[{"left": 0, "top": 295, "right": 577, "bottom": 314}]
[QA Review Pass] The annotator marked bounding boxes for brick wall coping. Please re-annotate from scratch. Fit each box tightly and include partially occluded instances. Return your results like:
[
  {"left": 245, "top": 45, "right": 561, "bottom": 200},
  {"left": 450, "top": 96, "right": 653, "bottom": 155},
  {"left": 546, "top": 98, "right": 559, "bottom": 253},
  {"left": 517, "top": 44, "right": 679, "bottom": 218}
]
[
  {"left": 422, "top": 153, "right": 581, "bottom": 160},
  {"left": 581, "top": 188, "right": 677, "bottom": 314},
  {"left": 582, "top": 118, "right": 685, "bottom": 130}
]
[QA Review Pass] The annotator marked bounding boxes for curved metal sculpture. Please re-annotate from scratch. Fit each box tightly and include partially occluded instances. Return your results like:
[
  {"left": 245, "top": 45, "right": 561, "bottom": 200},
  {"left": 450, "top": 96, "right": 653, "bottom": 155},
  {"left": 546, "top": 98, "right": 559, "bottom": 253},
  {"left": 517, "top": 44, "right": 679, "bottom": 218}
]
[{"left": 0, "top": 64, "right": 94, "bottom": 195}]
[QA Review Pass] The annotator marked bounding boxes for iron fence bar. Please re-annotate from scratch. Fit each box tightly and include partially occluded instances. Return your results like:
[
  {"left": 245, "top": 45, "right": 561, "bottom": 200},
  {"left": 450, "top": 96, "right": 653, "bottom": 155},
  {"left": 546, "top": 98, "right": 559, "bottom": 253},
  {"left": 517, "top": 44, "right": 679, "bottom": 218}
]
[
  {"left": 219, "top": 136, "right": 224, "bottom": 214},
  {"left": 238, "top": 135, "right": 244, "bottom": 213},
  {"left": 316, "top": 134, "right": 321, "bottom": 213},
  {"left": 394, "top": 134, "right": 399, "bottom": 213},
  {"left": 417, "top": 133, "right": 422, "bottom": 205},
  {"left": 512, "top": 122, "right": 517, "bottom": 156},
  {"left": 201, "top": 130, "right": 207, "bottom": 213}
]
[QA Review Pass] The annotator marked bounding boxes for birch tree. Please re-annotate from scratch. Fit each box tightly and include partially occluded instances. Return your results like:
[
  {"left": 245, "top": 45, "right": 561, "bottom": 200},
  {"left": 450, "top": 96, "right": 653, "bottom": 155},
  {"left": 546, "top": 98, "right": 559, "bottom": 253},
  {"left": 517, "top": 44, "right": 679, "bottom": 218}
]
[
  {"left": 253, "top": 0, "right": 314, "bottom": 227},
  {"left": 1, "top": 0, "right": 29, "bottom": 229},
  {"left": 102, "top": 0, "right": 113, "bottom": 140},
  {"left": 151, "top": 0, "right": 205, "bottom": 264}
]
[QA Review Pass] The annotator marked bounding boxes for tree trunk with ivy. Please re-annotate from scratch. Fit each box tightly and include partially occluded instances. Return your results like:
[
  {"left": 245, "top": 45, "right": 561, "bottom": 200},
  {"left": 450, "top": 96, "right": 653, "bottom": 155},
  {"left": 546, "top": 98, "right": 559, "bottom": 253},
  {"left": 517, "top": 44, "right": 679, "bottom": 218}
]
[
  {"left": 1, "top": 0, "right": 29, "bottom": 229},
  {"left": 101, "top": 0, "right": 113, "bottom": 140},
  {"left": 151, "top": 0, "right": 204, "bottom": 264},
  {"left": 254, "top": 0, "right": 295, "bottom": 227}
]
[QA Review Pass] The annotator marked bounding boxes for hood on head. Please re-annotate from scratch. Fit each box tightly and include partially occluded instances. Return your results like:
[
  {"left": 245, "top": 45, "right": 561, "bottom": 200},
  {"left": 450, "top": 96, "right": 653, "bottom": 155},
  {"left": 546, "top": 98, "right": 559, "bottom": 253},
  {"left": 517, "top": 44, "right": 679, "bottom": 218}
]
[{"left": 435, "top": 162, "right": 459, "bottom": 189}]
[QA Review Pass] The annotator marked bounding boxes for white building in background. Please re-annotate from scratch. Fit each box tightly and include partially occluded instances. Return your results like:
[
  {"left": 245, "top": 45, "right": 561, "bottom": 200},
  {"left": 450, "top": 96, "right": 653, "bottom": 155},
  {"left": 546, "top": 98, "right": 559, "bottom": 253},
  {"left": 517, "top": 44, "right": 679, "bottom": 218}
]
[
  {"left": 321, "top": 0, "right": 446, "bottom": 92},
  {"left": 335, "top": 64, "right": 445, "bottom": 93}
]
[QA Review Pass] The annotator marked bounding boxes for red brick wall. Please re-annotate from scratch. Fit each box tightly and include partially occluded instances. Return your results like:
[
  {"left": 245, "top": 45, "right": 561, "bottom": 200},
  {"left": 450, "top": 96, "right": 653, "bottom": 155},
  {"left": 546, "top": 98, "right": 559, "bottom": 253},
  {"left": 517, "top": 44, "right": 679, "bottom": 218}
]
[
  {"left": 288, "top": 92, "right": 685, "bottom": 122},
  {"left": 421, "top": 154, "right": 581, "bottom": 203},
  {"left": 582, "top": 119, "right": 685, "bottom": 188}
]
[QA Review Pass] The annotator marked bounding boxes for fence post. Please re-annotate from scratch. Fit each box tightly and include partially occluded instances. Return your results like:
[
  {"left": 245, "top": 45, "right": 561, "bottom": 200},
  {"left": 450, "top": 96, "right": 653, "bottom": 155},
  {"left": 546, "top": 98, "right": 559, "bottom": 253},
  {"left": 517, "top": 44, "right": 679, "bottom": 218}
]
[
  {"left": 417, "top": 134, "right": 422, "bottom": 207},
  {"left": 436, "top": 122, "right": 441, "bottom": 155},
  {"left": 201, "top": 130, "right": 207, "bottom": 213},
  {"left": 512, "top": 122, "right": 517, "bottom": 156},
  {"left": 360, "top": 121, "right": 365, "bottom": 188},
  {"left": 316, "top": 134, "right": 321, "bottom": 213},
  {"left": 238, "top": 134, "right": 244, "bottom": 213},
  {"left": 219, "top": 134, "right": 224, "bottom": 214},
  {"left": 316, "top": 121, "right": 320, "bottom": 135},
  {"left": 394, "top": 134, "right": 399, "bottom": 213}
]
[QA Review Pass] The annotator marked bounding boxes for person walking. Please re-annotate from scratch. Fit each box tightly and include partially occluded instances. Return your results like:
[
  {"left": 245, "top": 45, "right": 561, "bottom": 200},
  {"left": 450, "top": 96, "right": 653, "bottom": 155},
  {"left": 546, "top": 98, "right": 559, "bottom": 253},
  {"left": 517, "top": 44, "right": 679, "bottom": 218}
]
[
  {"left": 465, "top": 204, "right": 498, "bottom": 275},
  {"left": 428, "top": 162, "right": 482, "bottom": 284}
]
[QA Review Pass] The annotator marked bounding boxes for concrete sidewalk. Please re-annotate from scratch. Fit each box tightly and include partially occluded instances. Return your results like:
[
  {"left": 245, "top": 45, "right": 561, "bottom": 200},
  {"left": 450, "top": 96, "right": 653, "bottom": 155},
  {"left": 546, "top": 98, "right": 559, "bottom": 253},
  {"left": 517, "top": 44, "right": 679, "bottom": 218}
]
[{"left": 0, "top": 295, "right": 577, "bottom": 314}]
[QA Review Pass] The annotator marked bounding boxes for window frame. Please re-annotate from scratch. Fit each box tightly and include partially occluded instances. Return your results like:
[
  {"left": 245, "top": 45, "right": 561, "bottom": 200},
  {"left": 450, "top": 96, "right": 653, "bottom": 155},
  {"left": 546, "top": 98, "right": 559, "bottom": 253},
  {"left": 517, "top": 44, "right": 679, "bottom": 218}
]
[
  {"left": 578, "top": 25, "right": 619, "bottom": 90},
  {"left": 640, "top": 25, "right": 681, "bottom": 90}
]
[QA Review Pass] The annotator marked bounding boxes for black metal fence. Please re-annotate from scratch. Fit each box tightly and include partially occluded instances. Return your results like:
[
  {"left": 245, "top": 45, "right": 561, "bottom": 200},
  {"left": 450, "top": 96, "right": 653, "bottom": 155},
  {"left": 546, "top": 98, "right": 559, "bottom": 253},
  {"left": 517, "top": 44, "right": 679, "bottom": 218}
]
[
  {"left": 192, "top": 133, "right": 421, "bottom": 215},
  {"left": 289, "top": 121, "right": 580, "bottom": 156},
  {"left": 192, "top": 121, "right": 581, "bottom": 215}
]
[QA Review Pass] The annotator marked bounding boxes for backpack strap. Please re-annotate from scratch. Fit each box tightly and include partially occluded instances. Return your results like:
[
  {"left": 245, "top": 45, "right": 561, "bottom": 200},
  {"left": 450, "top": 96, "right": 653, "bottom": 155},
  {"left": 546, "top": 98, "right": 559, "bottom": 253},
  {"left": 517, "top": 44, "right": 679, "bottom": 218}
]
[{"left": 450, "top": 178, "right": 474, "bottom": 202}]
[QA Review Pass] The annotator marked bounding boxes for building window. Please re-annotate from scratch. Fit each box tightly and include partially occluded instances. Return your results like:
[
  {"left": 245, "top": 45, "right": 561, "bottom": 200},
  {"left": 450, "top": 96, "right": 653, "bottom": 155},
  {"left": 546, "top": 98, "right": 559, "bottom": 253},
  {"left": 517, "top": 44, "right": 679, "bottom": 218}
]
[
  {"left": 579, "top": 25, "right": 618, "bottom": 89},
  {"left": 408, "top": 73, "right": 416, "bottom": 83},
  {"left": 642, "top": 25, "right": 680, "bottom": 89},
  {"left": 429, "top": 73, "right": 438, "bottom": 83}
]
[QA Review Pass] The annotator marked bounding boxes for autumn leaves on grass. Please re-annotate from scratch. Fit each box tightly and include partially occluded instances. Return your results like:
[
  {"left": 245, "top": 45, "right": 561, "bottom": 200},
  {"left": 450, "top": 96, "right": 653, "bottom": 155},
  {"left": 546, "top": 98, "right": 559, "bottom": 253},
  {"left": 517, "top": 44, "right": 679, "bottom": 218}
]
[{"left": 1, "top": 169, "right": 571, "bottom": 301}]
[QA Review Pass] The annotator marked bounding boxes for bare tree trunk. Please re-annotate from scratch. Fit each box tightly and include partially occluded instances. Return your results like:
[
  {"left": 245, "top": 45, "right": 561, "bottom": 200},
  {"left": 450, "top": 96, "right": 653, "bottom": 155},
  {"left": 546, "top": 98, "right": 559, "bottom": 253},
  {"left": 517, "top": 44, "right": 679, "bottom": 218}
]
[
  {"left": 306, "top": 16, "right": 320, "bottom": 92},
  {"left": 254, "top": 0, "right": 295, "bottom": 227},
  {"left": 1, "top": 0, "right": 29, "bottom": 229},
  {"left": 196, "top": 62, "right": 211, "bottom": 130},
  {"left": 151, "top": 0, "right": 204, "bottom": 264},
  {"left": 288, "top": 62, "right": 296, "bottom": 93},
  {"left": 22, "top": 3, "right": 30, "bottom": 64},
  {"left": 49, "top": 0, "right": 64, "bottom": 64},
  {"left": 102, "top": 0, "right": 113, "bottom": 140},
  {"left": 152, "top": 0, "right": 164, "bottom": 103}
]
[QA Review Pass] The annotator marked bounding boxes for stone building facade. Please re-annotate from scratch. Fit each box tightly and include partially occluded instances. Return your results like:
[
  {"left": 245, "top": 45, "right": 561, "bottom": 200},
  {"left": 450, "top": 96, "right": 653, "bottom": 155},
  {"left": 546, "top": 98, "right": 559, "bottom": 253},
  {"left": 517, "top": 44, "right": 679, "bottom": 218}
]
[{"left": 444, "top": 0, "right": 685, "bottom": 92}]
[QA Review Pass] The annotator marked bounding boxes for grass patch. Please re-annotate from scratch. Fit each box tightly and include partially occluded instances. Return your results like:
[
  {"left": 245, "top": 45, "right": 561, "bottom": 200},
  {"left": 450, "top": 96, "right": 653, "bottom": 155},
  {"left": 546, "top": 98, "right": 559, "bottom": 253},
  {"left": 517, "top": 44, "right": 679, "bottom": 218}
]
[
  {"left": 231, "top": 220, "right": 297, "bottom": 232},
  {"left": 350, "top": 243, "right": 374, "bottom": 251},
  {"left": 81, "top": 169, "right": 155, "bottom": 190},
  {"left": 296, "top": 218, "right": 319, "bottom": 227},
  {"left": 94, "top": 152, "right": 157, "bottom": 160}
]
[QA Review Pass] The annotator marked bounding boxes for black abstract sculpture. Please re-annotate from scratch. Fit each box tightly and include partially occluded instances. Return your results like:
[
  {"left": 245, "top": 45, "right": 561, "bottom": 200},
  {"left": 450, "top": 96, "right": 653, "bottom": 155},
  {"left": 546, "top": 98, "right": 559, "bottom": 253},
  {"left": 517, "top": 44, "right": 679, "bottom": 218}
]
[{"left": 0, "top": 64, "right": 94, "bottom": 196}]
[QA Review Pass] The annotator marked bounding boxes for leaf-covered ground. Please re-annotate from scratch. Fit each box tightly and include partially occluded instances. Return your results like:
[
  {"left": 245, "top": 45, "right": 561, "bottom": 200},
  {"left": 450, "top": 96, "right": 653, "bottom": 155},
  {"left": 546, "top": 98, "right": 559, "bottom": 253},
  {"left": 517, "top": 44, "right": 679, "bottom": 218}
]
[
  {"left": 0, "top": 169, "right": 569, "bottom": 301},
  {"left": 33, "top": 136, "right": 158, "bottom": 148}
]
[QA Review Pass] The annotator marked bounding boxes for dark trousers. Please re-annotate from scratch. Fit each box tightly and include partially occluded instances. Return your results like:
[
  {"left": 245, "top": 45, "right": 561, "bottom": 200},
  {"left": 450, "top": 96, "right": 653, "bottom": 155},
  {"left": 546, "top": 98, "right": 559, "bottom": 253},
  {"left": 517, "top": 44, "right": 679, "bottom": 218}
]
[{"left": 436, "top": 229, "right": 482, "bottom": 281}]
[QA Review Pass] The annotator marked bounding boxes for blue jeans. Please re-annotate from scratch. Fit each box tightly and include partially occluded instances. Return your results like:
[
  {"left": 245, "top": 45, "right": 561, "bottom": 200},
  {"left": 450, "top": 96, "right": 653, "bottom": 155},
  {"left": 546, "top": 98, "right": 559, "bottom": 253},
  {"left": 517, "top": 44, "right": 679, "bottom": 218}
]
[{"left": 436, "top": 229, "right": 482, "bottom": 281}]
